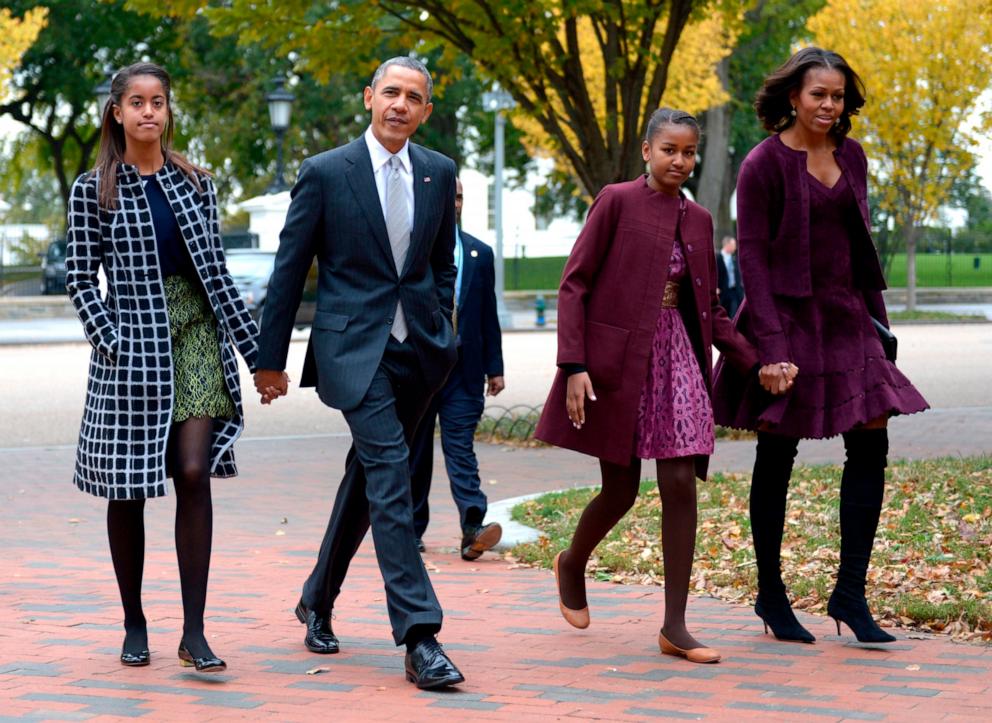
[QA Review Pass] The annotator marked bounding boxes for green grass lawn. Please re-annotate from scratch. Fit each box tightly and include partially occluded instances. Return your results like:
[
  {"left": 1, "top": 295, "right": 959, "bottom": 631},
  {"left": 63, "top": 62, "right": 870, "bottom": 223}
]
[
  {"left": 885, "top": 253, "right": 992, "bottom": 288},
  {"left": 887, "top": 310, "right": 987, "bottom": 322},
  {"left": 503, "top": 253, "right": 992, "bottom": 291},
  {"left": 510, "top": 456, "right": 992, "bottom": 641}
]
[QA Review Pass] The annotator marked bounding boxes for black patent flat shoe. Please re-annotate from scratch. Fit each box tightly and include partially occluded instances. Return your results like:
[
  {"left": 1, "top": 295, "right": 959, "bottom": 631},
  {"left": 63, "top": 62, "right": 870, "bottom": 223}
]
[
  {"left": 120, "top": 648, "right": 150, "bottom": 667},
  {"left": 178, "top": 641, "right": 227, "bottom": 673}
]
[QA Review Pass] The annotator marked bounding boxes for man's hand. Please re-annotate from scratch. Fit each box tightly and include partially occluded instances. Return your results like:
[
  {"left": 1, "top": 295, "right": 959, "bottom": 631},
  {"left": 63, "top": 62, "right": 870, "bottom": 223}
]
[
  {"left": 565, "top": 372, "right": 597, "bottom": 429},
  {"left": 254, "top": 369, "right": 290, "bottom": 405},
  {"left": 758, "top": 362, "right": 798, "bottom": 395},
  {"left": 486, "top": 376, "right": 505, "bottom": 397}
]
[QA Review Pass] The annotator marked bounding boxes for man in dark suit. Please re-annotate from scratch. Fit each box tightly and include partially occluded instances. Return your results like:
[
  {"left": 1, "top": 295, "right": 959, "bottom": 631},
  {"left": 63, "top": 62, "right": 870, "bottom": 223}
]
[
  {"left": 716, "top": 235, "right": 744, "bottom": 319},
  {"left": 409, "top": 179, "right": 505, "bottom": 560},
  {"left": 253, "top": 56, "right": 464, "bottom": 689}
]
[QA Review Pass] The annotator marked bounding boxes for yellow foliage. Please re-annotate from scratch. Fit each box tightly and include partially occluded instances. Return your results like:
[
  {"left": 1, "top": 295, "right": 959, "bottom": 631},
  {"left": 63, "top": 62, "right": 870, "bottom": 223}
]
[
  {"left": 0, "top": 7, "right": 47, "bottom": 101},
  {"left": 808, "top": 0, "right": 992, "bottom": 228},
  {"left": 517, "top": 7, "right": 742, "bottom": 174}
]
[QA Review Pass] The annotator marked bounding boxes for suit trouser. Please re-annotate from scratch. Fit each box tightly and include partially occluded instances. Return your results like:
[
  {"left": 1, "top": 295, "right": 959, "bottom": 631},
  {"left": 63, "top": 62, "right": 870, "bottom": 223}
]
[
  {"left": 301, "top": 337, "right": 442, "bottom": 645},
  {"left": 409, "top": 365, "right": 488, "bottom": 537}
]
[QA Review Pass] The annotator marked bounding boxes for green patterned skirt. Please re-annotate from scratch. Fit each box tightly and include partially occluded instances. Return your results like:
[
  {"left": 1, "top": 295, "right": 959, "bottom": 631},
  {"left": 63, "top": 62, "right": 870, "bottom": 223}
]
[{"left": 165, "top": 275, "right": 235, "bottom": 422}]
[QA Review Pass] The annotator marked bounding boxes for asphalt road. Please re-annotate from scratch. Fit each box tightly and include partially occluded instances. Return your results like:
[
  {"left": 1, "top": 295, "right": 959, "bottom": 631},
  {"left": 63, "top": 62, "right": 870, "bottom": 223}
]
[{"left": 1, "top": 324, "right": 990, "bottom": 449}]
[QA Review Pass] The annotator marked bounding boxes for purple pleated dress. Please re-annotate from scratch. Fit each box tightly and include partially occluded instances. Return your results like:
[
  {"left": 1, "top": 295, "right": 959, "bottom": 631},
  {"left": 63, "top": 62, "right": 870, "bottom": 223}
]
[
  {"left": 717, "top": 173, "right": 928, "bottom": 438},
  {"left": 634, "top": 238, "right": 715, "bottom": 459}
]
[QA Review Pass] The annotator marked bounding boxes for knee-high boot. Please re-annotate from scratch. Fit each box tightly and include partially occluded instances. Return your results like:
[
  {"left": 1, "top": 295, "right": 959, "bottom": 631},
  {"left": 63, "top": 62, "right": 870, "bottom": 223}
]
[
  {"left": 750, "top": 432, "right": 814, "bottom": 643},
  {"left": 827, "top": 428, "right": 896, "bottom": 643}
]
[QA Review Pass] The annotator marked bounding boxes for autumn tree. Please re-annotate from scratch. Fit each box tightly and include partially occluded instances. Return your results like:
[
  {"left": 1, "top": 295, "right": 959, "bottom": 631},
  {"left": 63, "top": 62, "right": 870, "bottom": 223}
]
[
  {"left": 0, "top": 1, "right": 182, "bottom": 220},
  {"left": 809, "top": 0, "right": 992, "bottom": 309},
  {"left": 0, "top": 7, "right": 46, "bottom": 98},
  {"left": 130, "top": 0, "right": 721, "bottom": 199}
]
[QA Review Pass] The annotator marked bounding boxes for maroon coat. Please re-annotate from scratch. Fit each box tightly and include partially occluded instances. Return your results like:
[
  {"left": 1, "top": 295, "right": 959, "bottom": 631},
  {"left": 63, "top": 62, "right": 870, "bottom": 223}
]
[{"left": 534, "top": 178, "right": 759, "bottom": 473}]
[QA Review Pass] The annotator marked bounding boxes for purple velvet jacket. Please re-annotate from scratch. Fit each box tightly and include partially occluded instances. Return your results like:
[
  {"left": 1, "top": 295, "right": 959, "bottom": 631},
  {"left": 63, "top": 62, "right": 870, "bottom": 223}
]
[{"left": 735, "top": 135, "right": 887, "bottom": 364}]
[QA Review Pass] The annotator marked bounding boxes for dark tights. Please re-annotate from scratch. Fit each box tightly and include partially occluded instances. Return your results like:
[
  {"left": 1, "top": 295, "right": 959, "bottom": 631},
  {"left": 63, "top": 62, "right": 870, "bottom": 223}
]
[
  {"left": 558, "top": 456, "right": 703, "bottom": 649},
  {"left": 107, "top": 416, "right": 217, "bottom": 659}
]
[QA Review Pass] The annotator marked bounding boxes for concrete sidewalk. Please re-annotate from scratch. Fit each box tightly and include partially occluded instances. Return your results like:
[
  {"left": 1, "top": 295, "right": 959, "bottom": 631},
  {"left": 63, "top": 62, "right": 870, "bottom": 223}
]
[{"left": 1, "top": 426, "right": 989, "bottom": 721}]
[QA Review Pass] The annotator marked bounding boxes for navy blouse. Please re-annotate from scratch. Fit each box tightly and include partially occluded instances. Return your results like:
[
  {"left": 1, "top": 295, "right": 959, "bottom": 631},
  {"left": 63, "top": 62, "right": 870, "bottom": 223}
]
[{"left": 143, "top": 174, "right": 193, "bottom": 278}]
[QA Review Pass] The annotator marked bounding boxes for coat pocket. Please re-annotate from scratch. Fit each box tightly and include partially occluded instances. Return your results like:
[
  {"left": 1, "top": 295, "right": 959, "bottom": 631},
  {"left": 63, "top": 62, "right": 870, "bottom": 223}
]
[
  {"left": 313, "top": 310, "right": 349, "bottom": 331},
  {"left": 585, "top": 320, "right": 630, "bottom": 392}
]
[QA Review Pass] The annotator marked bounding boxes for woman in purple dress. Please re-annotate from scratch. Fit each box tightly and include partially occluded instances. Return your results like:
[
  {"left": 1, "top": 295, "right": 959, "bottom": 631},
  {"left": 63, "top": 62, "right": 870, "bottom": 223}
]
[
  {"left": 535, "top": 109, "right": 770, "bottom": 664},
  {"left": 712, "top": 48, "right": 928, "bottom": 645}
]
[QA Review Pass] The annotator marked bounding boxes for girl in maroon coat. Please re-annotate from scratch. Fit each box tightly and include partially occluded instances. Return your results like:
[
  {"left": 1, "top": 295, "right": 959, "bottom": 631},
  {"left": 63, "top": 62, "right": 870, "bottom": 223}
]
[
  {"left": 535, "top": 109, "right": 772, "bottom": 664},
  {"left": 712, "top": 48, "right": 928, "bottom": 645}
]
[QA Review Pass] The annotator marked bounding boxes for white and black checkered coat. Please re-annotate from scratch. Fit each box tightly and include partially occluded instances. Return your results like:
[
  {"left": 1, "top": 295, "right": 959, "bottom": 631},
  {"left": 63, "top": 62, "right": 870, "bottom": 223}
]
[{"left": 66, "top": 161, "right": 259, "bottom": 500}]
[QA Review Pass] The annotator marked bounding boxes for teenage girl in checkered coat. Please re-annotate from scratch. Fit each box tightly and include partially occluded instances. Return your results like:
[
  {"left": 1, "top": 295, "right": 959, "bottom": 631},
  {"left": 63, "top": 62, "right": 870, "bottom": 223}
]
[{"left": 66, "top": 62, "right": 271, "bottom": 672}]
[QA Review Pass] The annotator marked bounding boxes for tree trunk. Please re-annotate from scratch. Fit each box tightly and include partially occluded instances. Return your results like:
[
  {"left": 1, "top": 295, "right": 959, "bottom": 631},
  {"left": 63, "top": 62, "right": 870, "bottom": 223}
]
[
  {"left": 695, "top": 59, "right": 732, "bottom": 249},
  {"left": 905, "top": 224, "right": 920, "bottom": 312}
]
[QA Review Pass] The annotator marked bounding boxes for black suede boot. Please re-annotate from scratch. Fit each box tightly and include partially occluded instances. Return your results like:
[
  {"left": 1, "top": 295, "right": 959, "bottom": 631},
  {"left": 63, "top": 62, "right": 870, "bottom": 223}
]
[
  {"left": 827, "top": 428, "right": 896, "bottom": 644},
  {"left": 750, "top": 432, "right": 815, "bottom": 643}
]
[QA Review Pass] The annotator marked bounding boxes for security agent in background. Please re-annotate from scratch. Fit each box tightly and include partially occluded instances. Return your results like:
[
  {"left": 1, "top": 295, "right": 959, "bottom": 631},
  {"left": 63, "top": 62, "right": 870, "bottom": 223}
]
[
  {"left": 716, "top": 235, "right": 744, "bottom": 319},
  {"left": 408, "top": 178, "right": 506, "bottom": 561}
]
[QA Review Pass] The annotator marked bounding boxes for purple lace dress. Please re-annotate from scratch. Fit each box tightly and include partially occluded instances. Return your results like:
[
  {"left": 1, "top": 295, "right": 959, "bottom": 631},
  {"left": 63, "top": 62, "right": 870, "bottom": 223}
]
[{"left": 634, "top": 238, "right": 714, "bottom": 459}]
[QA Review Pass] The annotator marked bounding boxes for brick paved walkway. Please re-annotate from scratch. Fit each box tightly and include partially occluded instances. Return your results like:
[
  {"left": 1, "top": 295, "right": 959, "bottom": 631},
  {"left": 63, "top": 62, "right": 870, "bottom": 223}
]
[{"left": 2, "top": 421, "right": 990, "bottom": 721}]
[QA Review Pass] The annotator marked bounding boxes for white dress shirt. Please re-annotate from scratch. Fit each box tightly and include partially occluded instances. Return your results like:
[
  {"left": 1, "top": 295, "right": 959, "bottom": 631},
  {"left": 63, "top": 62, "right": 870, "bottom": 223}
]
[{"left": 364, "top": 126, "right": 414, "bottom": 230}]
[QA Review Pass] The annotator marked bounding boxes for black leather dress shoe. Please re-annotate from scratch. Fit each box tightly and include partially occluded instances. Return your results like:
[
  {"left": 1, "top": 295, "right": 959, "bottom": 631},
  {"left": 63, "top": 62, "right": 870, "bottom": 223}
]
[
  {"left": 461, "top": 522, "right": 503, "bottom": 561},
  {"left": 295, "top": 599, "right": 340, "bottom": 654},
  {"left": 404, "top": 638, "right": 465, "bottom": 689},
  {"left": 177, "top": 642, "right": 226, "bottom": 673}
]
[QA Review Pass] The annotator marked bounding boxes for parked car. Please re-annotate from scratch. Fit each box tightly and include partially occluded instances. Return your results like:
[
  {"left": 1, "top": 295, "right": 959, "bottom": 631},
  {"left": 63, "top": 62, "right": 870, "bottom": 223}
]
[
  {"left": 40, "top": 240, "right": 67, "bottom": 295},
  {"left": 225, "top": 249, "right": 317, "bottom": 328}
]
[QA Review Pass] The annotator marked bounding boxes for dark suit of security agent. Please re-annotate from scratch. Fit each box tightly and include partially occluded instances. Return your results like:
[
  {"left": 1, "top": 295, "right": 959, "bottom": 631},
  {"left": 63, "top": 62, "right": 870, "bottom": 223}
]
[
  {"left": 409, "top": 181, "right": 505, "bottom": 560},
  {"left": 253, "top": 58, "right": 464, "bottom": 689}
]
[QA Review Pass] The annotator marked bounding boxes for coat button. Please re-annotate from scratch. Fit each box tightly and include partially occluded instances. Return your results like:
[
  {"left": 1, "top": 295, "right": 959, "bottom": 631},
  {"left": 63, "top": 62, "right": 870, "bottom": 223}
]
[
  {"left": 687, "top": 243, "right": 694, "bottom": 252},
  {"left": 702, "top": 311, "right": 708, "bottom": 320},
  {"left": 695, "top": 277, "right": 702, "bottom": 286},
  {"left": 386, "top": 318, "right": 393, "bottom": 325}
]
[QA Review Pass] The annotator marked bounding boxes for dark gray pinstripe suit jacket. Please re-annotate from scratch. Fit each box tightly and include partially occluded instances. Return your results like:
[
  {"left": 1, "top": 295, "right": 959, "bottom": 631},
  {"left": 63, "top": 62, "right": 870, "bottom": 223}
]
[{"left": 257, "top": 136, "right": 458, "bottom": 411}]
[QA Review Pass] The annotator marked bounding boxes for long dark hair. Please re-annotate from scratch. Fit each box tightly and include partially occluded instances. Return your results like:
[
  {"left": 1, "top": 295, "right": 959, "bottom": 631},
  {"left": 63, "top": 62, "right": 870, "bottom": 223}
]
[
  {"left": 94, "top": 62, "right": 208, "bottom": 209},
  {"left": 754, "top": 47, "right": 866, "bottom": 140}
]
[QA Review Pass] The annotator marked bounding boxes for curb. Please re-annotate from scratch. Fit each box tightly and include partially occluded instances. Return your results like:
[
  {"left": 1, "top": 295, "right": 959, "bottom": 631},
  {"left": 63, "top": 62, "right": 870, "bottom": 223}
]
[{"left": 486, "top": 491, "right": 548, "bottom": 550}]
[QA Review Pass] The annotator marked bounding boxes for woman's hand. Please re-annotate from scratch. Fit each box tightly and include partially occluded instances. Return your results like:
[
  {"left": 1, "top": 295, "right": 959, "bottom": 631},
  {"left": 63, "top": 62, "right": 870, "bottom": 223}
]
[
  {"left": 758, "top": 362, "right": 798, "bottom": 395},
  {"left": 565, "top": 372, "right": 597, "bottom": 429}
]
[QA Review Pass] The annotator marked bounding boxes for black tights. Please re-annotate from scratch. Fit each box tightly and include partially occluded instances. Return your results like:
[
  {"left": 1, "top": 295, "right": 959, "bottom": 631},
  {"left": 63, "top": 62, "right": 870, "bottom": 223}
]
[
  {"left": 107, "top": 416, "right": 216, "bottom": 658},
  {"left": 558, "top": 456, "right": 703, "bottom": 649}
]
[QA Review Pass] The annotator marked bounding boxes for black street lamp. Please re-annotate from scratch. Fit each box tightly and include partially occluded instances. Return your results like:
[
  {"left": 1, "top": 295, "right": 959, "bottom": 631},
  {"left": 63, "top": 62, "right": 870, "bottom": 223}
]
[
  {"left": 265, "top": 75, "right": 295, "bottom": 193},
  {"left": 94, "top": 68, "right": 115, "bottom": 121}
]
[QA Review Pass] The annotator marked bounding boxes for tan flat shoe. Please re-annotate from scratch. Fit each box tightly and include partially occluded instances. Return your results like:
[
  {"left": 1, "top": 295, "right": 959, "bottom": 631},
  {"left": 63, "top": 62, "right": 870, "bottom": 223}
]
[
  {"left": 658, "top": 631, "right": 720, "bottom": 664},
  {"left": 553, "top": 551, "right": 589, "bottom": 629}
]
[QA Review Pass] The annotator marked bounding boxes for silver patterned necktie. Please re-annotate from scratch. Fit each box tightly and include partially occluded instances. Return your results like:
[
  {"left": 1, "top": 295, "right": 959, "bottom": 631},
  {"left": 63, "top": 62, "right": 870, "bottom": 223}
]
[{"left": 385, "top": 155, "right": 409, "bottom": 342}]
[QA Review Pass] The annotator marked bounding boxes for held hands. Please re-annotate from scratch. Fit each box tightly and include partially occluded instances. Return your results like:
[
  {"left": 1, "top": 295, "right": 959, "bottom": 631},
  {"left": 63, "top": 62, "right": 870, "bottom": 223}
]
[
  {"left": 758, "top": 362, "right": 799, "bottom": 395},
  {"left": 486, "top": 376, "right": 506, "bottom": 397},
  {"left": 565, "top": 372, "right": 597, "bottom": 429},
  {"left": 254, "top": 369, "right": 290, "bottom": 405}
]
